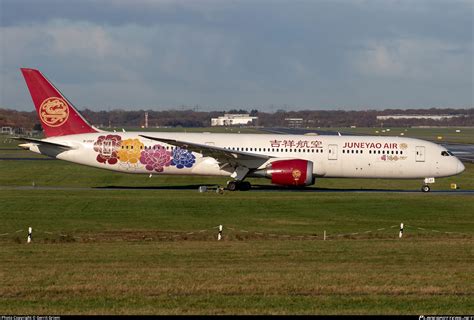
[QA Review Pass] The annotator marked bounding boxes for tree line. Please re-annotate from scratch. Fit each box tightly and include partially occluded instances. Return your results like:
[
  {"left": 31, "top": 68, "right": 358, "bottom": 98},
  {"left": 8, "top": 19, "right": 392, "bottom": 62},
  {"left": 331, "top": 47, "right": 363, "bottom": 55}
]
[{"left": 1, "top": 107, "right": 473, "bottom": 131}]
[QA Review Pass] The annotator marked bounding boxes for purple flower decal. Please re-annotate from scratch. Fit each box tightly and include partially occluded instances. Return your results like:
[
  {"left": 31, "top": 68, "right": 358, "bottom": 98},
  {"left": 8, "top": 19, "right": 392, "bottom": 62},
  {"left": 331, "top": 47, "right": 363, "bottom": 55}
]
[
  {"left": 140, "top": 144, "right": 171, "bottom": 172},
  {"left": 171, "top": 148, "right": 196, "bottom": 169}
]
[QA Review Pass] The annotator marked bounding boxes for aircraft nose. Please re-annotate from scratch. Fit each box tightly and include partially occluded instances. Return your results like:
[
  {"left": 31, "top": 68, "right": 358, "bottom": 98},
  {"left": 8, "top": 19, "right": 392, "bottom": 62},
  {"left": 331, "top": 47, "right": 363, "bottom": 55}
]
[{"left": 456, "top": 160, "right": 465, "bottom": 174}]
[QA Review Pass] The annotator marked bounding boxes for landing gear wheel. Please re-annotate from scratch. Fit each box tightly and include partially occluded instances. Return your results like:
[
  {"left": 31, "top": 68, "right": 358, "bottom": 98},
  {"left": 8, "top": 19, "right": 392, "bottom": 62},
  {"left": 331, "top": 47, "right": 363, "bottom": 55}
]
[
  {"left": 227, "top": 181, "right": 238, "bottom": 191},
  {"left": 421, "top": 185, "right": 431, "bottom": 193},
  {"left": 239, "top": 181, "right": 251, "bottom": 191}
]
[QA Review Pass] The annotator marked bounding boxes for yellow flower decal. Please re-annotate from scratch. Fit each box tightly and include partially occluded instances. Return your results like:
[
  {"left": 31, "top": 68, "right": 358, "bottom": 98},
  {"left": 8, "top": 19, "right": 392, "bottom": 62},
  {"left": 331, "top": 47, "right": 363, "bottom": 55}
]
[{"left": 117, "top": 138, "right": 144, "bottom": 164}]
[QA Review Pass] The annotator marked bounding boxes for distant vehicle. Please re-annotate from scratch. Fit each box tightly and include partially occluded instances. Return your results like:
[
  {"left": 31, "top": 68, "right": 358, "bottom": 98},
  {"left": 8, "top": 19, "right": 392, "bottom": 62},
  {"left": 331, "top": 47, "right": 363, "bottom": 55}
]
[{"left": 17, "top": 68, "right": 464, "bottom": 192}]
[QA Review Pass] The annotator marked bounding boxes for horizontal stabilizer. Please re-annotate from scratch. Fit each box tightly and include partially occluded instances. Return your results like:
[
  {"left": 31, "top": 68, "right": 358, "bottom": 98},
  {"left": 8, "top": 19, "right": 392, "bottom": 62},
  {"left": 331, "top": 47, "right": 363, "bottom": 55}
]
[{"left": 14, "top": 137, "right": 73, "bottom": 150}]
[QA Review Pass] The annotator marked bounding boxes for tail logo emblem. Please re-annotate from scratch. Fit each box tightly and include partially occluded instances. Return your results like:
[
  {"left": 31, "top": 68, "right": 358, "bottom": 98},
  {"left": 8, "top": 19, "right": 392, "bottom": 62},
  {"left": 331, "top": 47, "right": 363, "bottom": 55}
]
[{"left": 39, "top": 97, "right": 69, "bottom": 127}]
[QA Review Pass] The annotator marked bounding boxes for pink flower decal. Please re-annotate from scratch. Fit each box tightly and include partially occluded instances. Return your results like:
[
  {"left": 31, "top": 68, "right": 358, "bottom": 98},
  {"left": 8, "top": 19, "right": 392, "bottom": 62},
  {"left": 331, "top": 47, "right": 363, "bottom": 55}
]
[
  {"left": 94, "top": 134, "right": 122, "bottom": 165},
  {"left": 140, "top": 144, "right": 171, "bottom": 172}
]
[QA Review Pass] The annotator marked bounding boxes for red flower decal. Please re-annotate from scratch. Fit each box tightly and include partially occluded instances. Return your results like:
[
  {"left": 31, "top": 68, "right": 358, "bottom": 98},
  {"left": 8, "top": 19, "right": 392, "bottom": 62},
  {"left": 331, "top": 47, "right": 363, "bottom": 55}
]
[{"left": 94, "top": 134, "right": 122, "bottom": 165}]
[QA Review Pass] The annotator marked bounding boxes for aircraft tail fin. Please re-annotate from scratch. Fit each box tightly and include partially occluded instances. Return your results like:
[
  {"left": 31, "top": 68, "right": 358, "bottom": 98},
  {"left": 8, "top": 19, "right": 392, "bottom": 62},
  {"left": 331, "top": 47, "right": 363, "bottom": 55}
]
[{"left": 21, "top": 68, "right": 99, "bottom": 137}]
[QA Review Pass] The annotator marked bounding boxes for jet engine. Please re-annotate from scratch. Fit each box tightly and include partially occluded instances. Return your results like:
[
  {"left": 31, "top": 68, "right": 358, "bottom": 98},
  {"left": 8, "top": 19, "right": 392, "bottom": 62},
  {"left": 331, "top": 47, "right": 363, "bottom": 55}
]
[{"left": 254, "top": 159, "right": 314, "bottom": 186}]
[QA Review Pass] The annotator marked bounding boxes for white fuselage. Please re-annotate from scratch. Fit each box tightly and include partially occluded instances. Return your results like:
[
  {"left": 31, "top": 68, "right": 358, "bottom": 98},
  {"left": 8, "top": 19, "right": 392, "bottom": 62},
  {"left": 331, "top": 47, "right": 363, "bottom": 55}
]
[{"left": 26, "top": 132, "right": 465, "bottom": 180}]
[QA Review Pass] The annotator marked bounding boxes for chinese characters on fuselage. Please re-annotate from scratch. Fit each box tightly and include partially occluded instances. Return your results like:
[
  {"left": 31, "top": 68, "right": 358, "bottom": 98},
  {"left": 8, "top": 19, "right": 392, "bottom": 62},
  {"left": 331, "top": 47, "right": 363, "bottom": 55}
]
[{"left": 270, "top": 139, "right": 322, "bottom": 148}]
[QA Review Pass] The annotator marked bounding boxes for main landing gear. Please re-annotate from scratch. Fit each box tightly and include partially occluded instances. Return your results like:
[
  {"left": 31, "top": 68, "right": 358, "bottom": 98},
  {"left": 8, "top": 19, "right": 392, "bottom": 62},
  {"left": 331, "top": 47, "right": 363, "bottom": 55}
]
[
  {"left": 227, "top": 165, "right": 251, "bottom": 191},
  {"left": 226, "top": 180, "right": 251, "bottom": 191}
]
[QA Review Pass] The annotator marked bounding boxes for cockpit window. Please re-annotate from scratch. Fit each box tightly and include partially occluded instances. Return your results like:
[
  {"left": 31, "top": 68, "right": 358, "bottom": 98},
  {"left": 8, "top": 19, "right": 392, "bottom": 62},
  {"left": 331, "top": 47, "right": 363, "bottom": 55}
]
[{"left": 441, "top": 151, "right": 451, "bottom": 156}]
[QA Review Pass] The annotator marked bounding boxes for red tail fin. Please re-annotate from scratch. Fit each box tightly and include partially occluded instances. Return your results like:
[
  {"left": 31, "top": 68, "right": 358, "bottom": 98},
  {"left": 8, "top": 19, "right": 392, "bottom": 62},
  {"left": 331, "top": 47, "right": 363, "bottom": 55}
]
[{"left": 21, "top": 68, "right": 98, "bottom": 137}]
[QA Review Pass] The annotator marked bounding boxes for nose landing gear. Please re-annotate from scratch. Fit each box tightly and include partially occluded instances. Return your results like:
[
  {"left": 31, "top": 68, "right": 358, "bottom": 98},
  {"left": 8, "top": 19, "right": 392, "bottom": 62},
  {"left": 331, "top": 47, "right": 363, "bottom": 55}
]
[{"left": 421, "top": 177, "right": 435, "bottom": 192}]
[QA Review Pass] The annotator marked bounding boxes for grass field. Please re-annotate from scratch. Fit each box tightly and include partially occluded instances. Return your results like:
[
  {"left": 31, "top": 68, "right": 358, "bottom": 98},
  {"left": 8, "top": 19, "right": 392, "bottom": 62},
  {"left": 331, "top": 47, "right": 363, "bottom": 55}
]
[
  {"left": 0, "top": 190, "right": 473, "bottom": 314},
  {"left": 0, "top": 131, "right": 473, "bottom": 314}
]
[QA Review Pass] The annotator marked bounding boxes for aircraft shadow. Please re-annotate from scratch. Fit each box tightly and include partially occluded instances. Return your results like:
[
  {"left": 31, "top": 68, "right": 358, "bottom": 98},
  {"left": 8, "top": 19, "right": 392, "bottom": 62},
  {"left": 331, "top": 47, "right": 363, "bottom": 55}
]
[
  {"left": 95, "top": 184, "right": 416, "bottom": 193},
  {"left": 95, "top": 184, "right": 219, "bottom": 190},
  {"left": 249, "top": 185, "right": 413, "bottom": 192}
]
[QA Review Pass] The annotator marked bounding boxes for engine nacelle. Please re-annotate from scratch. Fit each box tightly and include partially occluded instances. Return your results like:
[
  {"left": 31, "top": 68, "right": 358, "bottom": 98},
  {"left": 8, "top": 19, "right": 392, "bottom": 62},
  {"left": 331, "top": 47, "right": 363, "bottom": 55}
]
[{"left": 257, "top": 159, "right": 314, "bottom": 186}]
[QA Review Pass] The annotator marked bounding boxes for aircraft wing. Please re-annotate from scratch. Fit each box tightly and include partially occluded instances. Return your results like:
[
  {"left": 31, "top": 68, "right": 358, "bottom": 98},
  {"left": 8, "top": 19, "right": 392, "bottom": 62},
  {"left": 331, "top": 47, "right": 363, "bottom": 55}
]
[
  {"left": 139, "top": 135, "right": 272, "bottom": 167},
  {"left": 14, "top": 137, "right": 73, "bottom": 150}
]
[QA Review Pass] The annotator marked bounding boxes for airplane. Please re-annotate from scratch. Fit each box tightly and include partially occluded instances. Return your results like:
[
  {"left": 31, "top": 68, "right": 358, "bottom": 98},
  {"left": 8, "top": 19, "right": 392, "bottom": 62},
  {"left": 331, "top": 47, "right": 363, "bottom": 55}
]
[{"left": 17, "top": 68, "right": 465, "bottom": 192}]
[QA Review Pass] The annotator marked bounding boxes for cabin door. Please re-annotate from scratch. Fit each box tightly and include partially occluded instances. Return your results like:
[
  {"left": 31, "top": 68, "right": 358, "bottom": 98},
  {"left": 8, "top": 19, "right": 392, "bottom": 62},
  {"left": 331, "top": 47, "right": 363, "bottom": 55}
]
[
  {"left": 328, "top": 144, "right": 338, "bottom": 160},
  {"left": 415, "top": 146, "right": 425, "bottom": 162}
]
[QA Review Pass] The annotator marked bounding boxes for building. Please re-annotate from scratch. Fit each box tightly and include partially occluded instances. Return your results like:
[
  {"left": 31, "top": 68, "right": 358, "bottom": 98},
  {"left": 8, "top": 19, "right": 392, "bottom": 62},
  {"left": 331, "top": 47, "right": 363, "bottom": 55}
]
[
  {"left": 284, "top": 118, "right": 304, "bottom": 128},
  {"left": 211, "top": 114, "right": 258, "bottom": 126},
  {"left": 376, "top": 114, "right": 464, "bottom": 121},
  {"left": 1, "top": 127, "right": 13, "bottom": 135}
]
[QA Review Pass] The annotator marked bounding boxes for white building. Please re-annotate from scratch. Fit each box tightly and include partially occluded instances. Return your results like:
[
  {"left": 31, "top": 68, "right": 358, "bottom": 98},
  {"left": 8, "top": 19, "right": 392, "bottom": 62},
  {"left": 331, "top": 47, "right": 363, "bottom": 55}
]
[
  {"left": 285, "top": 118, "right": 304, "bottom": 128},
  {"left": 1, "top": 127, "right": 13, "bottom": 135},
  {"left": 211, "top": 114, "right": 258, "bottom": 126}
]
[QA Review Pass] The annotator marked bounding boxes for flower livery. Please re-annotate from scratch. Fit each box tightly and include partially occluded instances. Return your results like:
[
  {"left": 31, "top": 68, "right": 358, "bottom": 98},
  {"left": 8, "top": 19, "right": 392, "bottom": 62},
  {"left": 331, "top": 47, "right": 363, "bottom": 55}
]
[
  {"left": 117, "top": 138, "right": 144, "bottom": 165},
  {"left": 92, "top": 137, "right": 195, "bottom": 172},
  {"left": 93, "top": 134, "right": 122, "bottom": 165},
  {"left": 171, "top": 147, "right": 196, "bottom": 169},
  {"left": 140, "top": 144, "right": 171, "bottom": 172}
]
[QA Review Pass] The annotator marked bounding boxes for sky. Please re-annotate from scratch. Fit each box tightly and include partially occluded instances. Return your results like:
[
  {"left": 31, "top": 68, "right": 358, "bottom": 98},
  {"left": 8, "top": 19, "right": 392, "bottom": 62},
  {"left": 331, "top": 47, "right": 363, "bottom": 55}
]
[{"left": 0, "top": 0, "right": 473, "bottom": 111}]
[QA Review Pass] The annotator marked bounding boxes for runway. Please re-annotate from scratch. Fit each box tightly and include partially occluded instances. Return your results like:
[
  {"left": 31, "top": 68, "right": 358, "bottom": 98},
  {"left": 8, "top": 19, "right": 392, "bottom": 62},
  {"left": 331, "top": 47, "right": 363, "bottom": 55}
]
[{"left": 1, "top": 185, "right": 473, "bottom": 194}]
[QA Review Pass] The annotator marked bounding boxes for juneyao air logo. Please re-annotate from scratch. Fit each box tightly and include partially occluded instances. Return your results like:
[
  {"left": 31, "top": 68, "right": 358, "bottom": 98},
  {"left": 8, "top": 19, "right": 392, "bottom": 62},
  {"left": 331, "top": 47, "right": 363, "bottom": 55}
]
[
  {"left": 40, "top": 97, "right": 69, "bottom": 127},
  {"left": 292, "top": 169, "right": 302, "bottom": 182}
]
